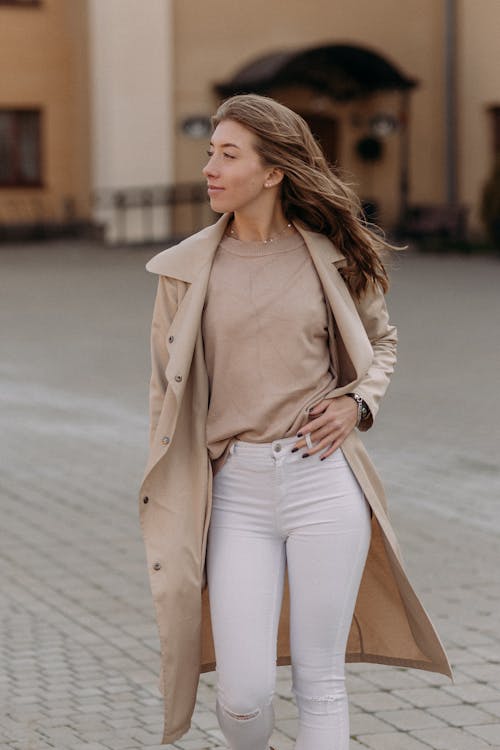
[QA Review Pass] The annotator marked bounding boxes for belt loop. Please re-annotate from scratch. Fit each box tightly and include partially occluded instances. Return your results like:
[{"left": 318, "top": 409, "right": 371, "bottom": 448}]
[{"left": 229, "top": 441, "right": 235, "bottom": 455}]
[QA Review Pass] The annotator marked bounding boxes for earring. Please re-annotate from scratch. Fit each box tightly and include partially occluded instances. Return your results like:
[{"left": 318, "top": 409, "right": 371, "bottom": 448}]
[{"left": 265, "top": 182, "right": 271, "bottom": 188}]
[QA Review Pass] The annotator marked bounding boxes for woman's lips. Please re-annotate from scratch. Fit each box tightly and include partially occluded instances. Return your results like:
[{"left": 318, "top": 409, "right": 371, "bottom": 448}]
[{"left": 207, "top": 186, "right": 225, "bottom": 194}]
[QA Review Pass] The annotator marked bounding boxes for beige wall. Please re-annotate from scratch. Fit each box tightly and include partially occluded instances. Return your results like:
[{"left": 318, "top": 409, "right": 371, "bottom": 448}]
[
  {"left": 0, "top": 0, "right": 91, "bottom": 222},
  {"left": 172, "top": 0, "right": 445, "bottom": 229},
  {"left": 458, "top": 0, "right": 500, "bottom": 232}
]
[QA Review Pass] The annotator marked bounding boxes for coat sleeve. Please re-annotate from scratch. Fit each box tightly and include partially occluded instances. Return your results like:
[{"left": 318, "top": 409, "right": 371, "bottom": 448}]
[
  {"left": 148, "top": 275, "right": 178, "bottom": 449},
  {"left": 350, "top": 280, "right": 398, "bottom": 432}
]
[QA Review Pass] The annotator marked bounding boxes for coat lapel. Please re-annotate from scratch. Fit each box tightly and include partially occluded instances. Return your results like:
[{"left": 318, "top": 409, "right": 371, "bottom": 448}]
[
  {"left": 145, "top": 212, "right": 231, "bottom": 282},
  {"left": 145, "top": 214, "right": 230, "bottom": 403}
]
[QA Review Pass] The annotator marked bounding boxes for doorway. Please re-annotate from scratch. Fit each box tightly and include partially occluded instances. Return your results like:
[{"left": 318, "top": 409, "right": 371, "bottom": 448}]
[{"left": 300, "top": 113, "right": 339, "bottom": 166}]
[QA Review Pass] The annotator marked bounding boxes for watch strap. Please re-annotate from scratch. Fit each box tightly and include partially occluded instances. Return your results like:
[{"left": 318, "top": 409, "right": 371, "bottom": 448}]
[{"left": 346, "top": 393, "right": 369, "bottom": 427}]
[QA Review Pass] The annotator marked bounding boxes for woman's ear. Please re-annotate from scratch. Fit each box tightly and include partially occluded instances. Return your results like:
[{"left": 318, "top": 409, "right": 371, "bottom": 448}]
[{"left": 265, "top": 167, "right": 285, "bottom": 188}]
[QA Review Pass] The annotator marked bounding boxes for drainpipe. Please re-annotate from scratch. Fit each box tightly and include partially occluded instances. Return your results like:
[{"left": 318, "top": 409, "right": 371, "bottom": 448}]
[
  {"left": 444, "top": 0, "right": 458, "bottom": 205},
  {"left": 398, "top": 90, "right": 410, "bottom": 228}
]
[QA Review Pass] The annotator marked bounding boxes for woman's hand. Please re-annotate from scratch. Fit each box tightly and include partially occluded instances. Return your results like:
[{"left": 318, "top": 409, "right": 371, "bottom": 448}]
[{"left": 293, "top": 396, "right": 358, "bottom": 460}]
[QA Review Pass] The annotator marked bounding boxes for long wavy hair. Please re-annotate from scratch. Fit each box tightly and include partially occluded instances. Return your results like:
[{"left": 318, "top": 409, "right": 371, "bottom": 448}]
[{"left": 212, "top": 93, "right": 402, "bottom": 297}]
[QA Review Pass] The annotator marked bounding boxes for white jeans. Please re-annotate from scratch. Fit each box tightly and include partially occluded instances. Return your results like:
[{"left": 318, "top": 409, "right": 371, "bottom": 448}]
[{"left": 206, "top": 433, "right": 372, "bottom": 750}]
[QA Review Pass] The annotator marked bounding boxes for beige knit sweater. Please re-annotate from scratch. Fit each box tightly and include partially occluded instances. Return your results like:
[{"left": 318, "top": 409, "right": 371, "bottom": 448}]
[{"left": 201, "top": 229, "right": 339, "bottom": 477}]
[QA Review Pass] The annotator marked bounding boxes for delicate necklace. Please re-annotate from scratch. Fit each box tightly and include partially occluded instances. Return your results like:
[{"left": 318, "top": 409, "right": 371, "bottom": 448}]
[{"left": 229, "top": 220, "right": 292, "bottom": 244}]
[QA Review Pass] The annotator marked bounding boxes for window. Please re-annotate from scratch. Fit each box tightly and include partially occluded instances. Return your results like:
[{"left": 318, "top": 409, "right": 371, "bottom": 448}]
[
  {"left": 0, "top": 1, "right": 40, "bottom": 6},
  {"left": 0, "top": 109, "right": 42, "bottom": 187}
]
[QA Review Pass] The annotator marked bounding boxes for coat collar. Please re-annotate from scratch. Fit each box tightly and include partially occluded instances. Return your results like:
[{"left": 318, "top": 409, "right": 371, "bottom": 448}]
[{"left": 145, "top": 212, "right": 347, "bottom": 282}]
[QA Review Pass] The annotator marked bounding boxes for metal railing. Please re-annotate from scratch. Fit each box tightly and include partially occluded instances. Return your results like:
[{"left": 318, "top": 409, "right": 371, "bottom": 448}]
[
  {"left": 0, "top": 195, "right": 89, "bottom": 242},
  {"left": 91, "top": 182, "right": 215, "bottom": 245}
]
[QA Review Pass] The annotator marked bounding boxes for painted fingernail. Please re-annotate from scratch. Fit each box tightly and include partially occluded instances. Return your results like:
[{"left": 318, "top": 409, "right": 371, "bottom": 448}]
[
  {"left": 302, "top": 453, "right": 309, "bottom": 458},
  {"left": 297, "top": 432, "right": 303, "bottom": 437},
  {"left": 291, "top": 447, "right": 298, "bottom": 453},
  {"left": 320, "top": 456, "right": 326, "bottom": 461}
]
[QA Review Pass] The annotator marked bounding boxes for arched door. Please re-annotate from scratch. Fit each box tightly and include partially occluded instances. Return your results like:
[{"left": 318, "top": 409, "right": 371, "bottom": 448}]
[{"left": 300, "top": 113, "right": 339, "bottom": 166}]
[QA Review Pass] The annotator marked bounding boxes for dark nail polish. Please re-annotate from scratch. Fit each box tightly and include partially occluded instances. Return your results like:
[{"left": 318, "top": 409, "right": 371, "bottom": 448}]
[
  {"left": 302, "top": 453, "right": 309, "bottom": 458},
  {"left": 291, "top": 447, "right": 298, "bottom": 453},
  {"left": 297, "top": 432, "right": 303, "bottom": 437},
  {"left": 320, "top": 456, "right": 325, "bottom": 461}
]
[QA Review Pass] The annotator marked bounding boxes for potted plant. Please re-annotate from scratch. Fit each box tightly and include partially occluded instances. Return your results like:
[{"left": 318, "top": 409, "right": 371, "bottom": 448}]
[{"left": 480, "top": 153, "right": 500, "bottom": 249}]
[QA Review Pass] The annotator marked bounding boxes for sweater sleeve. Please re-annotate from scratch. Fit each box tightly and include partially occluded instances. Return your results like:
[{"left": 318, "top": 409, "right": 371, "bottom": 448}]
[
  {"left": 350, "top": 280, "right": 398, "bottom": 431},
  {"left": 317, "top": 280, "right": 397, "bottom": 432}
]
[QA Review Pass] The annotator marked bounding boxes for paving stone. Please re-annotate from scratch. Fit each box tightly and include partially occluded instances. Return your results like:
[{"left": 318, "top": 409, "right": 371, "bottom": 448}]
[
  {"left": 349, "top": 712, "right": 395, "bottom": 734},
  {"left": 271, "top": 715, "right": 298, "bottom": 738},
  {"left": 272, "top": 696, "right": 298, "bottom": 720},
  {"left": 1, "top": 242, "right": 500, "bottom": 749},
  {"left": 355, "top": 732, "right": 431, "bottom": 749},
  {"left": 443, "top": 682, "right": 500, "bottom": 704},
  {"left": 391, "top": 686, "right": 459, "bottom": 708},
  {"left": 175, "top": 740, "right": 218, "bottom": 750},
  {"left": 476, "top": 701, "right": 500, "bottom": 718},
  {"left": 350, "top": 690, "right": 411, "bottom": 711},
  {"left": 374, "top": 707, "right": 446, "bottom": 731},
  {"left": 467, "top": 723, "right": 500, "bottom": 744},
  {"left": 446, "top": 648, "right": 488, "bottom": 665},
  {"left": 427, "top": 702, "right": 498, "bottom": 726},
  {"left": 361, "top": 670, "right": 428, "bottom": 691},
  {"left": 412, "top": 726, "right": 492, "bottom": 748},
  {"left": 458, "top": 662, "right": 500, "bottom": 682},
  {"left": 347, "top": 674, "right": 386, "bottom": 693}
]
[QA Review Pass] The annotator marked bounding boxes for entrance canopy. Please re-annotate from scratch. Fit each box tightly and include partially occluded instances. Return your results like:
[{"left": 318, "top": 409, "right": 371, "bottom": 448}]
[{"left": 215, "top": 43, "right": 418, "bottom": 101}]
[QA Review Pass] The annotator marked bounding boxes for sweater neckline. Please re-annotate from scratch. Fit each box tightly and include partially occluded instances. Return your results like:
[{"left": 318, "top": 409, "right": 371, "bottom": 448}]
[{"left": 218, "top": 229, "right": 304, "bottom": 257}]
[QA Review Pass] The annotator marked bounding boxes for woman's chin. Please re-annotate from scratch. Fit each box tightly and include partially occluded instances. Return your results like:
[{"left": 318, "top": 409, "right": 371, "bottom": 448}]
[{"left": 209, "top": 198, "right": 235, "bottom": 214}]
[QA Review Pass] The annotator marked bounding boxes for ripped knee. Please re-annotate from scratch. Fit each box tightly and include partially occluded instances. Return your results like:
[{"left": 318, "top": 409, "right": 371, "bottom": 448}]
[
  {"left": 293, "top": 685, "right": 347, "bottom": 714},
  {"left": 221, "top": 704, "right": 261, "bottom": 720},
  {"left": 300, "top": 693, "right": 342, "bottom": 702}
]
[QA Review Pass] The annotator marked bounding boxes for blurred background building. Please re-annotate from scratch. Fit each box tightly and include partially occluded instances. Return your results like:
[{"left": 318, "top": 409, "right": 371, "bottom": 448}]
[{"left": 0, "top": 0, "right": 499, "bottom": 246}]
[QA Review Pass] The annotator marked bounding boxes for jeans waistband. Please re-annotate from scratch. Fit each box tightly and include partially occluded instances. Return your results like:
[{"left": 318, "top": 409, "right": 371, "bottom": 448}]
[{"left": 230, "top": 434, "right": 299, "bottom": 457}]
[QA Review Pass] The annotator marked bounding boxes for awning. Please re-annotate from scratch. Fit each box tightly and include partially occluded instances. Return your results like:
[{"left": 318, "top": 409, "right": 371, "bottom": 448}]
[{"left": 215, "top": 43, "right": 418, "bottom": 101}]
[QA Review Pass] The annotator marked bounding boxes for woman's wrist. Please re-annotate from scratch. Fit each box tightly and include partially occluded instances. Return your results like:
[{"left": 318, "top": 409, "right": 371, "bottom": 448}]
[{"left": 346, "top": 393, "right": 370, "bottom": 427}]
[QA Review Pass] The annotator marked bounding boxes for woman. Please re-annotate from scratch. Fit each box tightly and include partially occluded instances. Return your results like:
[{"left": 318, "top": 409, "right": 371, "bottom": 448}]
[{"left": 139, "top": 94, "right": 453, "bottom": 748}]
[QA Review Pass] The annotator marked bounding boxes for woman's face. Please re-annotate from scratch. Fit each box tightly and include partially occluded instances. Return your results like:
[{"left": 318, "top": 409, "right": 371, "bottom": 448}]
[{"left": 202, "top": 119, "right": 277, "bottom": 214}]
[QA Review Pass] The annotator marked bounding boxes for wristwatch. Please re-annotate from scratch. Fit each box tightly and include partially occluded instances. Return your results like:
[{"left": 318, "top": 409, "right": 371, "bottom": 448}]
[{"left": 346, "top": 393, "right": 370, "bottom": 427}]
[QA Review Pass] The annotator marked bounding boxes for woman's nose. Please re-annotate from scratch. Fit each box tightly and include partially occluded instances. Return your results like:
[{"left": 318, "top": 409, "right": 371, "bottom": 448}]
[
  {"left": 203, "top": 161, "right": 216, "bottom": 178},
  {"left": 203, "top": 155, "right": 220, "bottom": 177}
]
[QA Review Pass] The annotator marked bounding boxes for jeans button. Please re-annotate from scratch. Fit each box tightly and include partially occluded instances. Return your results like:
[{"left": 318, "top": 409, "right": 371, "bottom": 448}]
[{"left": 274, "top": 443, "right": 282, "bottom": 452}]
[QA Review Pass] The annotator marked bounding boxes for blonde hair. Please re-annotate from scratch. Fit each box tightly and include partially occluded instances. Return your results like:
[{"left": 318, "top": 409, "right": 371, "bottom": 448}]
[{"left": 212, "top": 93, "right": 402, "bottom": 297}]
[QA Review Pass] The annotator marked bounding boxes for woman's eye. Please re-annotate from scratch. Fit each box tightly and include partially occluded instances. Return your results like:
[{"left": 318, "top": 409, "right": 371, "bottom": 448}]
[{"left": 205, "top": 149, "right": 235, "bottom": 159}]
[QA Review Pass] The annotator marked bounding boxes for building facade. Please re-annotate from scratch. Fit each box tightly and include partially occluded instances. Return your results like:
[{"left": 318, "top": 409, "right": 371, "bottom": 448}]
[
  {"left": 0, "top": 0, "right": 498, "bottom": 242},
  {"left": 0, "top": 0, "right": 90, "bottom": 234}
]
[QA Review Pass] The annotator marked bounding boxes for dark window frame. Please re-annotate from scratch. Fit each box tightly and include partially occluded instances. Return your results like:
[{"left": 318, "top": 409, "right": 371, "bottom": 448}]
[
  {"left": 488, "top": 105, "right": 500, "bottom": 154},
  {"left": 0, "top": 108, "right": 43, "bottom": 188}
]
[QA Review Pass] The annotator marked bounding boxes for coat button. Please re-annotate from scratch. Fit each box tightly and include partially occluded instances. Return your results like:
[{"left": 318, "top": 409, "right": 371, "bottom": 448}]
[
  {"left": 142, "top": 496, "right": 149, "bottom": 504},
  {"left": 161, "top": 436, "right": 170, "bottom": 445},
  {"left": 174, "top": 374, "right": 182, "bottom": 382},
  {"left": 168, "top": 335, "right": 174, "bottom": 343},
  {"left": 153, "top": 562, "right": 161, "bottom": 571}
]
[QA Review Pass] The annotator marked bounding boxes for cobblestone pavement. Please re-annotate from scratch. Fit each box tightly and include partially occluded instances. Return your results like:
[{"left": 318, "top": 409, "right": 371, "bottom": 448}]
[{"left": 1, "top": 238, "right": 499, "bottom": 750}]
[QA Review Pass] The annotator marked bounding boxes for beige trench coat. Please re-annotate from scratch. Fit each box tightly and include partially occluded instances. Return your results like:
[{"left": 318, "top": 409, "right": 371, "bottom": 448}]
[{"left": 138, "top": 212, "right": 454, "bottom": 745}]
